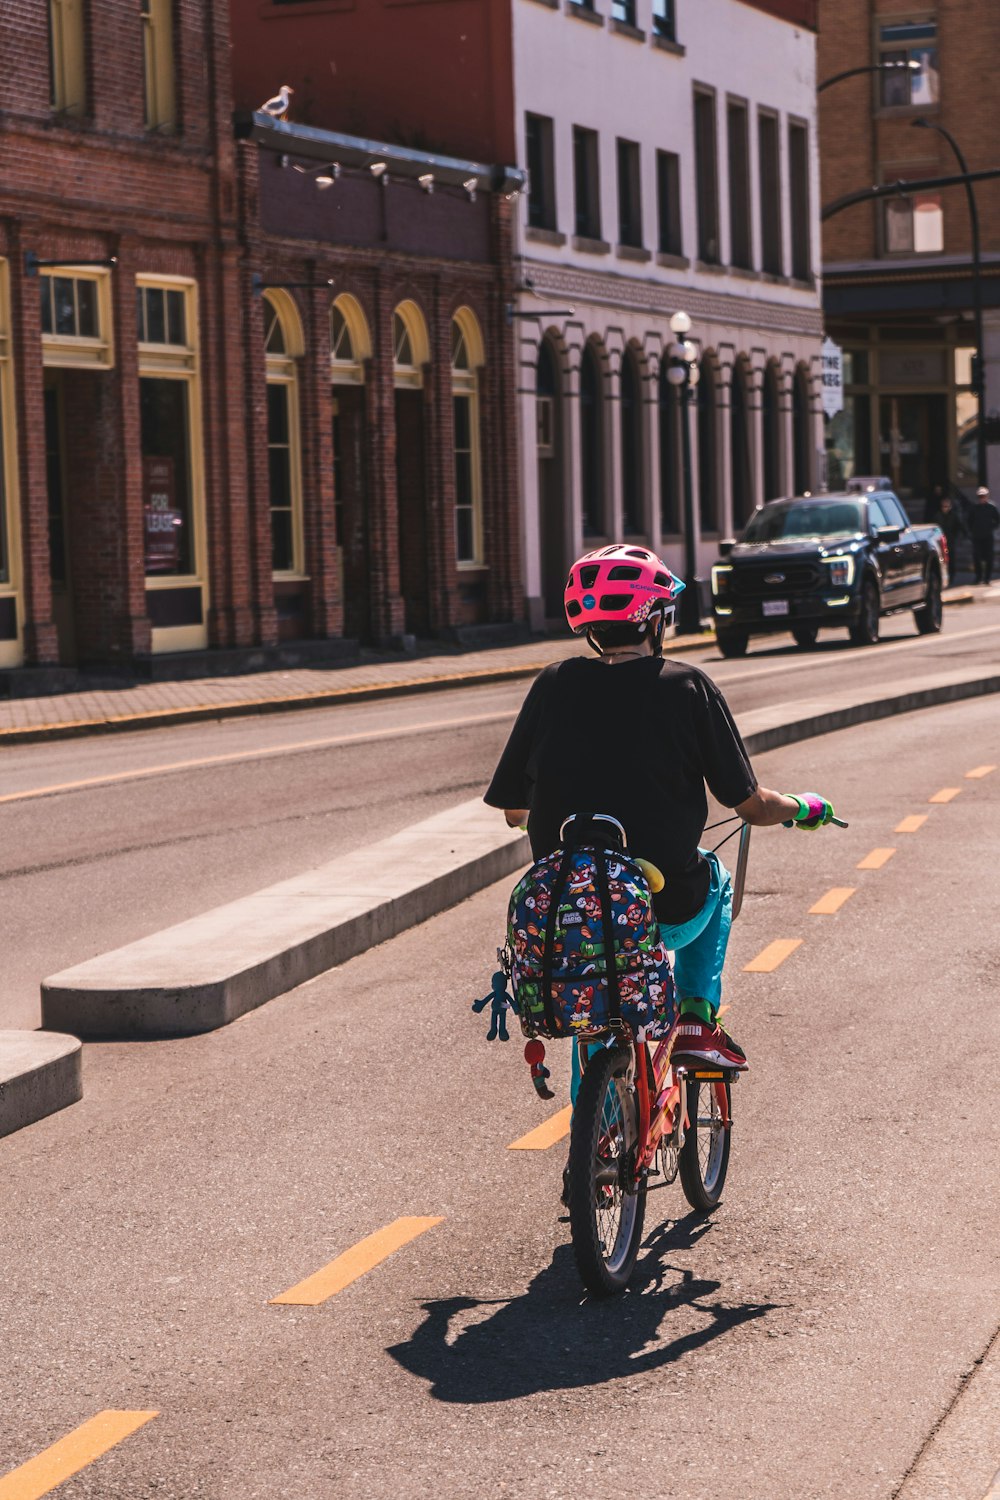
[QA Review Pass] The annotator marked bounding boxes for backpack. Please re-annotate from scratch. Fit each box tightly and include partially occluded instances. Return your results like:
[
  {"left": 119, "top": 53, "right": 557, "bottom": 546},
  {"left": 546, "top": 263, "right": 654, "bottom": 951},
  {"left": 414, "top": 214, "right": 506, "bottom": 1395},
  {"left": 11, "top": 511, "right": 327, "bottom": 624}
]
[{"left": 505, "top": 815, "right": 677, "bottom": 1041}]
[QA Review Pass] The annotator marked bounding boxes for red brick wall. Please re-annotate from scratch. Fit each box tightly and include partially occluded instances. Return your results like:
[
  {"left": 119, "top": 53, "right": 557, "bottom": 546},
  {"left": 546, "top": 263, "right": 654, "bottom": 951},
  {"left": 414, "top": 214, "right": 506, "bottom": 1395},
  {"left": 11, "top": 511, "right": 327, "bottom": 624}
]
[
  {"left": 739, "top": 0, "right": 817, "bottom": 27},
  {"left": 819, "top": 0, "right": 1000, "bottom": 264}
]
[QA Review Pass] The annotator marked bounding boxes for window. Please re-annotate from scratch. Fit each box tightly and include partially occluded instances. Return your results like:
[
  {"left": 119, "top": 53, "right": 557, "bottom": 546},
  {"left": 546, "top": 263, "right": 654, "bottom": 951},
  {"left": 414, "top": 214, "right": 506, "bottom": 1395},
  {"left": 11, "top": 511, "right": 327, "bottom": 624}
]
[
  {"left": 878, "top": 20, "right": 938, "bottom": 108},
  {"left": 656, "top": 150, "right": 682, "bottom": 256},
  {"left": 758, "top": 110, "right": 782, "bottom": 276},
  {"left": 658, "top": 368, "right": 680, "bottom": 533},
  {"left": 392, "top": 300, "right": 429, "bottom": 389},
  {"left": 330, "top": 294, "right": 370, "bottom": 385},
  {"left": 526, "top": 113, "right": 557, "bottom": 232},
  {"left": 612, "top": 0, "right": 636, "bottom": 24},
  {"left": 137, "top": 285, "right": 186, "bottom": 345},
  {"left": 727, "top": 100, "right": 752, "bottom": 270},
  {"left": 141, "top": 0, "right": 176, "bottom": 131},
  {"left": 882, "top": 181, "right": 944, "bottom": 254},
  {"left": 693, "top": 89, "right": 719, "bottom": 264},
  {"left": 620, "top": 351, "right": 643, "bottom": 534},
  {"left": 573, "top": 127, "right": 602, "bottom": 242},
  {"left": 616, "top": 139, "right": 643, "bottom": 249},
  {"left": 788, "top": 121, "right": 811, "bottom": 280},
  {"left": 652, "top": 0, "right": 676, "bottom": 41},
  {"left": 48, "top": 0, "right": 85, "bottom": 114},
  {"left": 452, "top": 311, "right": 484, "bottom": 566},
  {"left": 262, "top": 291, "right": 304, "bottom": 575},
  {"left": 580, "top": 343, "right": 604, "bottom": 535},
  {"left": 39, "top": 270, "right": 113, "bottom": 369}
]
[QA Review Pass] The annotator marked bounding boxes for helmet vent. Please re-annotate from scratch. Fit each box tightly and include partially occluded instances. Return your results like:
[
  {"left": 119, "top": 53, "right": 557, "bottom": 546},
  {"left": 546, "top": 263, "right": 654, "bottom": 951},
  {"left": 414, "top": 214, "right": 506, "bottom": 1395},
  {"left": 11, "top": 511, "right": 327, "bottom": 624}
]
[
  {"left": 653, "top": 571, "right": 670, "bottom": 586},
  {"left": 606, "top": 564, "right": 642, "bottom": 581},
  {"left": 578, "top": 565, "right": 600, "bottom": 588},
  {"left": 565, "top": 599, "right": 583, "bottom": 618},
  {"left": 598, "top": 593, "right": 633, "bottom": 611},
  {"left": 626, "top": 548, "right": 650, "bottom": 559}
]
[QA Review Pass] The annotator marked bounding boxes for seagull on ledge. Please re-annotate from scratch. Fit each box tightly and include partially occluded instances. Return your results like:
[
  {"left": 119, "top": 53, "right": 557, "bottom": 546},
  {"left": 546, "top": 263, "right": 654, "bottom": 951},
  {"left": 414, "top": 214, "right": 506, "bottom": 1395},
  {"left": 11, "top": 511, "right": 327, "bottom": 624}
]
[{"left": 260, "top": 85, "right": 294, "bottom": 120}]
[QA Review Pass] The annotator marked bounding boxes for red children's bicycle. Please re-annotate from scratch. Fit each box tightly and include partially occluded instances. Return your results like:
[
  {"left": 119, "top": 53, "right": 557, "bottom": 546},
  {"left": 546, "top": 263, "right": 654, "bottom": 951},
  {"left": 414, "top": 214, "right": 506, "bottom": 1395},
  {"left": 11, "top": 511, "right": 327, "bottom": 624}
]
[{"left": 566, "top": 819, "right": 752, "bottom": 1298}]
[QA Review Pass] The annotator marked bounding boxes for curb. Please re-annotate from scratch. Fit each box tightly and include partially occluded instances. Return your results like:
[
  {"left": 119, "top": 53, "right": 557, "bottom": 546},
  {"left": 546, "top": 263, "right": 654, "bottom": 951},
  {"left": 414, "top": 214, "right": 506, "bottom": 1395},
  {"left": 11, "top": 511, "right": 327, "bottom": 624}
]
[
  {"left": 0, "top": 1031, "right": 82, "bottom": 1139},
  {"left": 38, "top": 668, "right": 1000, "bottom": 1050},
  {"left": 0, "top": 635, "right": 717, "bottom": 747}
]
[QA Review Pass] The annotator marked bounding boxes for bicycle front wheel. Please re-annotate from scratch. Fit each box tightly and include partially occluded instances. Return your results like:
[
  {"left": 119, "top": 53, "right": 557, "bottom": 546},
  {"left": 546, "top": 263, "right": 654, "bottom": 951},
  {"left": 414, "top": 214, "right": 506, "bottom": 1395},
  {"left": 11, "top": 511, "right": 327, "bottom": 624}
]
[
  {"left": 678, "top": 1077, "right": 731, "bottom": 1213},
  {"left": 567, "top": 1044, "right": 646, "bottom": 1297}
]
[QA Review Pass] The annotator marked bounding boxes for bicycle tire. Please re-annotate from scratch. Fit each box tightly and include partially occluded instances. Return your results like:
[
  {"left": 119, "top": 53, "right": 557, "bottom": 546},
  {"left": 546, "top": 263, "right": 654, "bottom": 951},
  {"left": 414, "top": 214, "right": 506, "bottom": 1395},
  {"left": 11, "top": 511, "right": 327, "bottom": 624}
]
[
  {"left": 568, "top": 1044, "right": 646, "bottom": 1297},
  {"left": 678, "top": 1077, "right": 732, "bottom": 1214}
]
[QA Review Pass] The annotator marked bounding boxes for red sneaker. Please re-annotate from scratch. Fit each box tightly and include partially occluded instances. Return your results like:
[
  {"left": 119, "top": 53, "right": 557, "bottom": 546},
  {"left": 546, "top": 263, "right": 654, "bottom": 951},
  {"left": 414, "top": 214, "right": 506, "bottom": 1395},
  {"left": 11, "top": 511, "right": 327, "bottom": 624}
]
[{"left": 671, "top": 1019, "right": 749, "bottom": 1071}]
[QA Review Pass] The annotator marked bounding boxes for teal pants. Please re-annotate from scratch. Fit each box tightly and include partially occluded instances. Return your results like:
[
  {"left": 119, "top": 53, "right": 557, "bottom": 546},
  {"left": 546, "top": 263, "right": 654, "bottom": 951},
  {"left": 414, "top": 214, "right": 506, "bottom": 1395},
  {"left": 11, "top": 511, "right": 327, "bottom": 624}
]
[{"left": 570, "top": 850, "right": 733, "bottom": 1105}]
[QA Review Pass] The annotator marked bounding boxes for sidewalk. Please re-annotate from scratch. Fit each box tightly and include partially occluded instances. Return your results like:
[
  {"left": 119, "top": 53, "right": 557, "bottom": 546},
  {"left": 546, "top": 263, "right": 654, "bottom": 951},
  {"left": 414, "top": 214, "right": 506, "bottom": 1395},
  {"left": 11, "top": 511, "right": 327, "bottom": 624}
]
[{"left": 0, "top": 630, "right": 716, "bottom": 744}]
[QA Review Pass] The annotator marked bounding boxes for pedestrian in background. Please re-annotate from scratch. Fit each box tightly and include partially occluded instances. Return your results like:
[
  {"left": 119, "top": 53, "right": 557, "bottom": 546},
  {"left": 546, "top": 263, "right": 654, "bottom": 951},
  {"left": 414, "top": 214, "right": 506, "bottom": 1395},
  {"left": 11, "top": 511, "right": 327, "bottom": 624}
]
[
  {"left": 930, "top": 489, "right": 965, "bottom": 588},
  {"left": 968, "top": 486, "right": 999, "bottom": 585}
]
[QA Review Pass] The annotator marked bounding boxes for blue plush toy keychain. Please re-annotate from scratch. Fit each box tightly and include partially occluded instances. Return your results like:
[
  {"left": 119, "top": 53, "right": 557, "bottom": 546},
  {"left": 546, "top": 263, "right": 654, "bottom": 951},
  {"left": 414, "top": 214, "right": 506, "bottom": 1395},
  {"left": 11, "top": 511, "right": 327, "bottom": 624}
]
[{"left": 472, "top": 969, "right": 515, "bottom": 1042}]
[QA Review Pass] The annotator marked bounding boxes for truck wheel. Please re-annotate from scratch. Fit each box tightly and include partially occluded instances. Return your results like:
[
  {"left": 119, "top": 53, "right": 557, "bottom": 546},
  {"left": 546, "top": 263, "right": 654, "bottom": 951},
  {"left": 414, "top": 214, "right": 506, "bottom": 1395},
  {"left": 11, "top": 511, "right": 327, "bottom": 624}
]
[
  {"left": 792, "top": 626, "right": 818, "bottom": 649},
  {"left": 914, "top": 568, "right": 943, "bottom": 635},
  {"left": 716, "top": 628, "right": 749, "bottom": 659},
  {"left": 848, "top": 579, "right": 880, "bottom": 647}
]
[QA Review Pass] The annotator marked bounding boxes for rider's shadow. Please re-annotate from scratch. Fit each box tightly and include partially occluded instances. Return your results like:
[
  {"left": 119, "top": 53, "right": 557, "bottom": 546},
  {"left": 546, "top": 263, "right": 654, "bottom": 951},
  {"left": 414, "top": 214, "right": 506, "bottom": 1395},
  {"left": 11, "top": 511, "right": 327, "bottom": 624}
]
[{"left": 387, "top": 1214, "right": 779, "bottom": 1404}]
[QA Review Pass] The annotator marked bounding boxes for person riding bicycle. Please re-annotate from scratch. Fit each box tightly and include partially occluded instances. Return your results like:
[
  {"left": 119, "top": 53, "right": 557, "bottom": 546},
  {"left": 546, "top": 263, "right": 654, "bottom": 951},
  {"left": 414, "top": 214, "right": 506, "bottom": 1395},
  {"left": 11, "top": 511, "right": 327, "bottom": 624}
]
[{"left": 484, "top": 544, "right": 838, "bottom": 1073}]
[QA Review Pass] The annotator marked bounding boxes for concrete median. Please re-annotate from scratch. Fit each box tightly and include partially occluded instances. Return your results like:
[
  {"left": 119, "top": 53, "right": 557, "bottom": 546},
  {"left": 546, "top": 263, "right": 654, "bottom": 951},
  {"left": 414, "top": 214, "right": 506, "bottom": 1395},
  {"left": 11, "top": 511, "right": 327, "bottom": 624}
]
[
  {"left": 37, "top": 664, "right": 1000, "bottom": 1044},
  {"left": 0, "top": 1031, "right": 82, "bottom": 1138}
]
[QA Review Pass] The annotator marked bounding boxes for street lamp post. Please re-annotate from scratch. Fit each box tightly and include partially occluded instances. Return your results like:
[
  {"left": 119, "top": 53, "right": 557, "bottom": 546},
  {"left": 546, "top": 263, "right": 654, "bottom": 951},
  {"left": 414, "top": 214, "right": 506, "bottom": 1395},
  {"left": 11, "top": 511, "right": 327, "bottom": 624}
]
[
  {"left": 665, "top": 311, "right": 702, "bottom": 635},
  {"left": 912, "top": 116, "right": 987, "bottom": 488},
  {"left": 817, "top": 60, "right": 919, "bottom": 94}
]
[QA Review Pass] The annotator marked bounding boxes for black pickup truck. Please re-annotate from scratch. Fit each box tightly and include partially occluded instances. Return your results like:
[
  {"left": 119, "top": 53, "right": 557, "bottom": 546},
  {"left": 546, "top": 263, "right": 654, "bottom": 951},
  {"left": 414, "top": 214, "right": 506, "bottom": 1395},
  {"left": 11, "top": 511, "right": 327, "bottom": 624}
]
[{"left": 710, "top": 491, "right": 947, "bottom": 657}]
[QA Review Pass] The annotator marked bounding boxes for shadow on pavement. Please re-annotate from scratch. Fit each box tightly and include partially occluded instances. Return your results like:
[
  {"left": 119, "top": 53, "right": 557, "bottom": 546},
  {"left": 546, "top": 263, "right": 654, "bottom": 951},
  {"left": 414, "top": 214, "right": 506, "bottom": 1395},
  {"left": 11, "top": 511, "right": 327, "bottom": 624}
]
[{"left": 387, "top": 1213, "right": 779, "bottom": 1404}]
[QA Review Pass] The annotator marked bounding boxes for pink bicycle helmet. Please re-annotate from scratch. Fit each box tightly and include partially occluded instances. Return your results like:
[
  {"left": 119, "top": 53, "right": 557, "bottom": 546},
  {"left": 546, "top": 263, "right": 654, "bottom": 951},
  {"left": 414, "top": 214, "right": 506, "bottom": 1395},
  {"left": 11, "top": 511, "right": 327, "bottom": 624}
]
[{"left": 564, "top": 545, "right": 685, "bottom": 634}]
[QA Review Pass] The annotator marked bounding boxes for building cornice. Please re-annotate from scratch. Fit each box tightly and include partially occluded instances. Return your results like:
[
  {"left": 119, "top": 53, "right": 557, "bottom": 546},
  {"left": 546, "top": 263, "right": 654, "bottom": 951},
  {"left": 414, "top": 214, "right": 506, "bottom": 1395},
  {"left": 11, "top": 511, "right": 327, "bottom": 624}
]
[{"left": 735, "top": 0, "right": 818, "bottom": 31}]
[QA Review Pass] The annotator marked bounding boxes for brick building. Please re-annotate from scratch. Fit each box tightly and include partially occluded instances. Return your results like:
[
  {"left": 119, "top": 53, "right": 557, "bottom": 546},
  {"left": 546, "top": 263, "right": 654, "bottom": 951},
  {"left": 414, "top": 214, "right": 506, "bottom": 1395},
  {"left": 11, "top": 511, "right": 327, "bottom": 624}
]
[
  {"left": 230, "top": 0, "right": 825, "bottom": 625},
  {"left": 0, "top": 0, "right": 524, "bottom": 685},
  {"left": 819, "top": 0, "right": 1000, "bottom": 510}
]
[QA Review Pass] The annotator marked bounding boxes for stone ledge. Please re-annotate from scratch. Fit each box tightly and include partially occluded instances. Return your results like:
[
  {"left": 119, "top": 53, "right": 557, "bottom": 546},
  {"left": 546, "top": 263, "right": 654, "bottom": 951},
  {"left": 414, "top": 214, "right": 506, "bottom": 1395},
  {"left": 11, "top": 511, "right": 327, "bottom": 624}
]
[{"left": 0, "top": 1031, "right": 82, "bottom": 1139}]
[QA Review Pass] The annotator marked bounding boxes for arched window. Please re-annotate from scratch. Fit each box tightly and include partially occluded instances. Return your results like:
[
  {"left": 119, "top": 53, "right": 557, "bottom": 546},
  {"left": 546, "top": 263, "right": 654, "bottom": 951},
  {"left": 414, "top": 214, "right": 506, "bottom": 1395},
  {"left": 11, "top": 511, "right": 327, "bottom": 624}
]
[
  {"left": 620, "top": 348, "right": 643, "bottom": 535},
  {"left": 262, "top": 290, "right": 304, "bottom": 575},
  {"left": 330, "top": 294, "right": 371, "bottom": 386},
  {"left": 658, "top": 362, "right": 681, "bottom": 535},
  {"left": 730, "top": 357, "right": 754, "bottom": 526},
  {"left": 762, "top": 359, "right": 781, "bottom": 501},
  {"left": 580, "top": 342, "right": 605, "bottom": 536},
  {"left": 793, "top": 363, "right": 811, "bottom": 495},
  {"left": 392, "top": 300, "right": 430, "bottom": 389},
  {"left": 452, "top": 307, "right": 485, "bottom": 565},
  {"left": 697, "top": 355, "right": 718, "bottom": 533}
]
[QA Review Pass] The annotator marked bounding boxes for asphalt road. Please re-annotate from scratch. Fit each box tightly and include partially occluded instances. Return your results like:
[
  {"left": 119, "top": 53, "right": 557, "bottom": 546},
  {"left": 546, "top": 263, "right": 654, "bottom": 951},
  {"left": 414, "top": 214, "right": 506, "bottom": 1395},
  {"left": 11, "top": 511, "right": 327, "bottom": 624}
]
[
  {"left": 0, "top": 590, "right": 997, "bottom": 1031},
  {"left": 0, "top": 697, "right": 998, "bottom": 1498}
]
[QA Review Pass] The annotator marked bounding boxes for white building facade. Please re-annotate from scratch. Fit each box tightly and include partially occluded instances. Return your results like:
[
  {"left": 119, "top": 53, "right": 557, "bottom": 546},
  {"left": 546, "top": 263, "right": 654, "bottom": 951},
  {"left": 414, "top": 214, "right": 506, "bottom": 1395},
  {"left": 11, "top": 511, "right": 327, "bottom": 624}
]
[{"left": 511, "top": 0, "right": 824, "bottom": 624}]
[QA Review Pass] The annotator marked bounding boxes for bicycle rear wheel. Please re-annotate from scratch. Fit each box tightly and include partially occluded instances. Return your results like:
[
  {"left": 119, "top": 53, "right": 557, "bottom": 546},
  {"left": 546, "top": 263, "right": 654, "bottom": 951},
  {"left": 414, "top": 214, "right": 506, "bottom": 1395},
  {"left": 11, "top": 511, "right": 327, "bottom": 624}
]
[
  {"left": 678, "top": 1077, "right": 731, "bottom": 1213},
  {"left": 568, "top": 1044, "right": 646, "bottom": 1297}
]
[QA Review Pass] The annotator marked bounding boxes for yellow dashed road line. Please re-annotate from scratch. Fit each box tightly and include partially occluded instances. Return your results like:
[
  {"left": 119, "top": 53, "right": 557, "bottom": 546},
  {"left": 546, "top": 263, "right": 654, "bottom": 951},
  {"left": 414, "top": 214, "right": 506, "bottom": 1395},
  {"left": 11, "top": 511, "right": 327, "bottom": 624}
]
[
  {"left": 858, "top": 847, "right": 895, "bottom": 870},
  {"left": 809, "top": 887, "right": 856, "bottom": 915},
  {"left": 270, "top": 1216, "right": 443, "bottom": 1307},
  {"left": 508, "top": 1106, "right": 572, "bottom": 1151},
  {"left": 744, "top": 939, "right": 803, "bottom": 973},
  {"left": 0, "top": 1411, "right": 157, "bottom": 1500},
  {"left": 896, "top": 814, "right": 928, "bottom": 833},
  {"left": 929, "top": 787, "right": 962, "bottom": 804},
  {"left": 966, "top": 765, "right": 996, "bottom": 779}
]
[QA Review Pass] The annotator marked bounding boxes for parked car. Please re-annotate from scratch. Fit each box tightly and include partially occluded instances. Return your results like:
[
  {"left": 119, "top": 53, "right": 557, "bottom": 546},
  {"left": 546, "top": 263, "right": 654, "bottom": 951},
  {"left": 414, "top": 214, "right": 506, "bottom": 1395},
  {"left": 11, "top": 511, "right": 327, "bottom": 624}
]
[{"left": 710, "top": 491, "right": 947, "bottom": 657}]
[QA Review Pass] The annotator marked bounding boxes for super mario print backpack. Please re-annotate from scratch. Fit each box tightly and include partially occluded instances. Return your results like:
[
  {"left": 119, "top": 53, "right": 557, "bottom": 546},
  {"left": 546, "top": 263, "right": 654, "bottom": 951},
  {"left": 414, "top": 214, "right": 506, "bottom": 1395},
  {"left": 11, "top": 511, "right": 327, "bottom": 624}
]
[{"left": 504, "top": 813, "right": 678, "bottom": 1041}]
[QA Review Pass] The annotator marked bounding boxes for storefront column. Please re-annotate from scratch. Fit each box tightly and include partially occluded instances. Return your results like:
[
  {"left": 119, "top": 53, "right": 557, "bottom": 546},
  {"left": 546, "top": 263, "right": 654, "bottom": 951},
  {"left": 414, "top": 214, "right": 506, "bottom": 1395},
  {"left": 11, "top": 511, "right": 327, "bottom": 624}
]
[
  {"left": 9, "top": 224, "right": 58, "bottom": 665},
  {"left": 646, "top": 361, "right": 663, "bottom": 555},
  {"left": 717, "top": 367, "right": 734, "bottom": 542},
  {"left": 243, "top": 267, "right": 279, "bottom": 647},
  {"left": 749, "top": 357, "right": 766, "bottom": 512},
  {"left": 424, "top": 278, "right": 460, "bottom": 633},
  {"left": 779, "top": 358, "right": 795, "bottom": 500},
  {"left": 985, "top": 311, "right": 1000, "bottom": 496},
  {"left": 302, "top": 276, "right": 342, "bottom": 639},
  {"left": 606, "top": 355, "right": 624, "bottom": 541},
  {"left": 365, "top": 272, "right": 406, "bottom": 642},
  {"left": 203, "top": 244, "right": 255, "bottom": 648},
  {"left": 565, "top": 353, "right": 585, "bottom": 563}
]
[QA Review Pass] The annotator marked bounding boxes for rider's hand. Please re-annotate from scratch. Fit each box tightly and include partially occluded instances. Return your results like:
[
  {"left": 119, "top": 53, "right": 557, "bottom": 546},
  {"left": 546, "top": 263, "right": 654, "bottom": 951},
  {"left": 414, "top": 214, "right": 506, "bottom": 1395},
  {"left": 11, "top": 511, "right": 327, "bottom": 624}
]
[{"left": 782, "top": 792, "right": 835, "bottom": 830}]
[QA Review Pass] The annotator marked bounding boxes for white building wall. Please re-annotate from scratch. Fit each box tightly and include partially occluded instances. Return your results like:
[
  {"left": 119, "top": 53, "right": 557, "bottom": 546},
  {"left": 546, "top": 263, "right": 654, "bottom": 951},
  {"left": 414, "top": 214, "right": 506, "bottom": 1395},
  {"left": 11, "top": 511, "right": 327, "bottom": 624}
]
[{"left": 512, "top": 0, "right": 824, "bottom": 623}]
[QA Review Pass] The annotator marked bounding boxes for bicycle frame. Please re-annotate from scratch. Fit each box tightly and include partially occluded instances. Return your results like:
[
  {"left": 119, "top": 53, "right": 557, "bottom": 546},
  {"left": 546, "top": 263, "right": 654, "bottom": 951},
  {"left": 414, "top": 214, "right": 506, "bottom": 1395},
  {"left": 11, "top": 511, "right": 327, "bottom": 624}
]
[{"left": 633, "top": 1027, "right": 730, "bottom": 1181}]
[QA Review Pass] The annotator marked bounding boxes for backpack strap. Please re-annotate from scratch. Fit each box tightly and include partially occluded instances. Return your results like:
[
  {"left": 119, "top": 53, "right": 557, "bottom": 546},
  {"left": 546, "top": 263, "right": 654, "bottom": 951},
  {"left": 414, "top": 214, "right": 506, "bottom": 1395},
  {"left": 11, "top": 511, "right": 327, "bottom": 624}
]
[
  {"left": 593, "top": 850, "right": 623, "bottom": 1023},
  {"left": 540, "top": 848, "right": 573, "bottom": 1035}
]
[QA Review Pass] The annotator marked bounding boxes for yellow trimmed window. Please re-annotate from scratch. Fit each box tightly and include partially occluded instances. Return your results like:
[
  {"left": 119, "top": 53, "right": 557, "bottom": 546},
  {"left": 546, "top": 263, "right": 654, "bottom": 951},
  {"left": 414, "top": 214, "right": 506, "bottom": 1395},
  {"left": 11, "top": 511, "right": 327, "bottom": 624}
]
[
  {"left": 40, "top": 270, "right": 113, "bottom": 369},
  {"left": 0, "top": 259, "right": 22, "bottom": 667},
  {"left": 136, "top": 276, "right": 202, "bottom": 583},
  {"left": 452, "top": 311, "right": 485, "bottom": 565},
  {"left": 141, "top": 0, "right": 176, "bottom": 132},
  {"left": 48, "top": 0, "right": 86, "bottom": 115},
  {"left": 264, "top": 292, "right": 305, "bottom": 576}
]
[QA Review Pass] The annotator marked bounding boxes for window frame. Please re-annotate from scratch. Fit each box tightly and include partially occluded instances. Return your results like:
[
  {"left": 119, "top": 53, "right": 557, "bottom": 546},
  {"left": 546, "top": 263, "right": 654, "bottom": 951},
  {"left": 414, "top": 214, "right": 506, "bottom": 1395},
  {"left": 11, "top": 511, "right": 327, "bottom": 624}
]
[
  {"left": 787, "top": 117, "right": 811, "bottom": 281},
  {"left": 48, "top": 0, "right": 86, "bottom": 115},
  {"left": 137, "top": 275, "right": 209, "bottom": 649},
  {"left": 0, "top": 260, "right": 22, "bottom": 667},
  {"left": 141, "top": 0, "right": 177, "bottom": 132},
  {"left": 39, "top": 268, "right": 114, "bottom": 370},
  {"left": 656, "top": 149, "right": 683, "bottom": 257},
  {"left": 652, "top": 0, "right": 677, "bottom": 42},
  {"left": 392, "top": 300, "right": 430, "bottom": 390},
  {"left": 726, "top": 96, "right": 753, "bottom": 271},
  {"left": 616, "top": 137, "right": 643, "bottom": 250},
  {"left": 330, "top": 293, "right": 371, "bottom": 386},
  {"left": 525, "top": 112, "right": 557, "bottom": 233},
  {"left": 757, "top": 107, "right": 783, "bottom": 277},
  {"left": 451, "top": 308, "right": 485, "bottom": 569},
  {"left": 693, "top": 86, "right": 720, "bottom": 266},
  {"left": 875, "top": 15, "right": 939, "bottom": 112},
  {"left": 262, "top": 289, "right": 306, "bottom": 581},
  {"left": 878, "top": 165, "right": 944, "bottom": 257},
  {"left": 573, "top": 125, "right": 602, "bottom": 242}
]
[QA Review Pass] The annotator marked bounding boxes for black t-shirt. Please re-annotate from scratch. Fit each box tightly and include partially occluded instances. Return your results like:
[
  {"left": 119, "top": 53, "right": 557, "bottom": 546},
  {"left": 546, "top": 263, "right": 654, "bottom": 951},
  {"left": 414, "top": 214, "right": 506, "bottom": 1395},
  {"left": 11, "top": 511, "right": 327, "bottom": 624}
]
[{"left": 484, "top": 656, "right": 757, "bottom": 924}]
